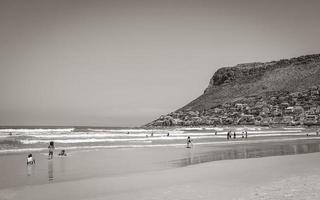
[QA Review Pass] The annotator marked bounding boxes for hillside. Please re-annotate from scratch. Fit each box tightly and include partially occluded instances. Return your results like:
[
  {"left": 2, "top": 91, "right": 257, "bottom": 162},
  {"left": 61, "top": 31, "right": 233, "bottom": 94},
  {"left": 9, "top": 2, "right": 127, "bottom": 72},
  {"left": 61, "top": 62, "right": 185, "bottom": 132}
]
[{"left": 147, "top": 54, "right": 320, "bottom": 127}]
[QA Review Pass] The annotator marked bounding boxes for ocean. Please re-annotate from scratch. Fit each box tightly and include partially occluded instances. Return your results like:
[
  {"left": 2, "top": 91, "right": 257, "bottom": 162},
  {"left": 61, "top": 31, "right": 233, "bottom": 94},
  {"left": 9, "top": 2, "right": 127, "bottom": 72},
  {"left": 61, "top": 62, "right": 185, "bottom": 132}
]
[{"left": 0, "top": 126, "right": 314, "bottom": 154}]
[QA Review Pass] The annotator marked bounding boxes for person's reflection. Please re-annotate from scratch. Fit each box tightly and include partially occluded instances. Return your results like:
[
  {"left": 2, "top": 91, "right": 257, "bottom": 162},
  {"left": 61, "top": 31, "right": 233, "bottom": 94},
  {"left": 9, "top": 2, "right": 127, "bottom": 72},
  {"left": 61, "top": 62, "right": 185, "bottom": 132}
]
[
  {"left": 242, "top": 147, "right": 248, "bottom": 159},
  {"left": 292, "top": 144, "right": 297, "bottom": 154},
  {"left": 48, "top": 160, "right": 54, "bottom": 181},
  {"left": 187, "top": 148, "right": 193, "bottom": 165},
  {"left": 27, "top": 164, "right": 33, "bottom": 176}
]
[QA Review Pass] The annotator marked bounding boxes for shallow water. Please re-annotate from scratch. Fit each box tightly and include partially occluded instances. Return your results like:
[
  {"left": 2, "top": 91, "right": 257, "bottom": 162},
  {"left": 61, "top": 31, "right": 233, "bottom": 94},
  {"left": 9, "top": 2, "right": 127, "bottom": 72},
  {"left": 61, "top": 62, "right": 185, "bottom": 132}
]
[{"left": 171, "top": 139, "right": 320, "bottom": 167}]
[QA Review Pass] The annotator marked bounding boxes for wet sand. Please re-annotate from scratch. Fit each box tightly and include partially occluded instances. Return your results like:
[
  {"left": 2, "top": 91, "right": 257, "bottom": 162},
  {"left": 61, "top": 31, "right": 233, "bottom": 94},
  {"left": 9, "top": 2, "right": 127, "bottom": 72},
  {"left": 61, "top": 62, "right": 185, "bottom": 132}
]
[
  {"left": 1, "top": 137, "right": 320, "bottom": 199},
  {"left": 1, "top": 152, "right": 320, "bottom": 200}
]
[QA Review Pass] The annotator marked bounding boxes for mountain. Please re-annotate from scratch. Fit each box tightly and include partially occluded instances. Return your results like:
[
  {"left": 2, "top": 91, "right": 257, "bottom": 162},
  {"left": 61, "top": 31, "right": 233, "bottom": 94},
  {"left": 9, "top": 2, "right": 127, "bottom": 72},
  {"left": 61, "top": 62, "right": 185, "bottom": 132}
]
[{"left": 147, "top": 54, "right": 320, "bottom": 127}]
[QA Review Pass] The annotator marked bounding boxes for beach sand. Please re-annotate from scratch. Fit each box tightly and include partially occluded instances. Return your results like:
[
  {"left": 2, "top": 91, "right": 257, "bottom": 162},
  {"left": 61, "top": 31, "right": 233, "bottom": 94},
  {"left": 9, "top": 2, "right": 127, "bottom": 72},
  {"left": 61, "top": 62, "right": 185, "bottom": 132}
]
[
  {"left": 1, "top": 139, "right": 320, "bottom": 200},
  {"left": 1, "top": 152, "right": 320, "bottom": 200}
]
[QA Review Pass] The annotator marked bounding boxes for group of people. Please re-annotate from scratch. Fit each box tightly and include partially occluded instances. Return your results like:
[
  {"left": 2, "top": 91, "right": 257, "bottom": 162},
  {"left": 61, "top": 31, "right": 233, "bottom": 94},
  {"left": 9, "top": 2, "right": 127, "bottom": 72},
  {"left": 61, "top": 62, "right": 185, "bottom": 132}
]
[
  {"left": 226, "top": 130, "right": 248, "bottom": 140},
  {"left": 26, "top": 141, "right": 67, "bottom": 165}
]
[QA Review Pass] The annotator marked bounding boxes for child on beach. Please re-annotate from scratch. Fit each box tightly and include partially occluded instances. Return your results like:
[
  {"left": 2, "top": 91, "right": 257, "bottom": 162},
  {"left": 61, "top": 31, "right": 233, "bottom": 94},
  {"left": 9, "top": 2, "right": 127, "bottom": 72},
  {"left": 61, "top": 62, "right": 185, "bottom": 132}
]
[
  {"left": 48, "top": 141, "right": 55, "bottom": 159},
  {"left": 27, "top": 154, "right": 35, "bottom": 165},
  {"left": 58, "top": 149, "right": 67, "bottom": 156}
]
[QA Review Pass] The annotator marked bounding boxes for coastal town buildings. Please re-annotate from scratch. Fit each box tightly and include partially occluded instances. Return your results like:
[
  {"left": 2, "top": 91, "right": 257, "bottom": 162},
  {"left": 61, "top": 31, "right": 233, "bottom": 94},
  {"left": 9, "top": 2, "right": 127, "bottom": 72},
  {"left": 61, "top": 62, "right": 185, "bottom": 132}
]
[{"left": 149, "top": 85, "right": 320, "bottom": 127}]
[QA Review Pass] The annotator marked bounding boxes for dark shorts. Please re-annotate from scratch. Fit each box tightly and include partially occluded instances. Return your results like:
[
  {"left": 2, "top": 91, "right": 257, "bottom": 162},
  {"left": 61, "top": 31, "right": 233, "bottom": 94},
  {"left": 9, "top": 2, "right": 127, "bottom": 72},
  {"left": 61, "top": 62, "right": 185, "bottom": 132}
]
[{"left": 49, "top": 151, "right": 53, "bottom": 155}]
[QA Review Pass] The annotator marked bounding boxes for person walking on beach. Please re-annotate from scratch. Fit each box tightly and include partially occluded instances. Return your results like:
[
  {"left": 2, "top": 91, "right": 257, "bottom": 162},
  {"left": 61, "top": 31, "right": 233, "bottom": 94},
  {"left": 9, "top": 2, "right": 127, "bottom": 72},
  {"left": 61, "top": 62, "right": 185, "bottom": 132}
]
[
  {"left": 233, "top": 132, "right": 236, "bottom": 139},
  {"left": 48, "top": 141, "right": 55, "bottom": 159},
  {"left": 245, "top": 131, "right": 248, "bottom": 139},
  {"left": 186, "top": 136, "right": 192, "bottom": 148},
  {"left": 227, "top": 131, "right": 230, "bottom": 140}
]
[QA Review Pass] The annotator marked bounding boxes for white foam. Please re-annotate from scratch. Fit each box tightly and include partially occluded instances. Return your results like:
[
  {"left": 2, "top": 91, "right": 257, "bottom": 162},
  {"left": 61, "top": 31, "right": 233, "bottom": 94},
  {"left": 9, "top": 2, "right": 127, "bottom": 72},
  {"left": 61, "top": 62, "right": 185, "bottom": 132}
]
[
  {"left": 0, "top": 128, "right": 74, "bottom": 133},
  {"left": 176, "top": 127, "right": 205, "bottom": 131},
  {"left": 2, "top": 136, "right": 320, "bottom": 154},
  {"left": 283, "top": 127, "right": 306, "bottom": 130},
  {"left": 18, "top": 131, "right": 310, "bottom": 144},
  {"left": 27, "top": 132, "right": 214, "bottom": 139},
  {"left": 19, "top": 135, "right": 217, "bottom": 144},
  {"left": 87, "top": 128, "right": 156, "bottom": 133}
]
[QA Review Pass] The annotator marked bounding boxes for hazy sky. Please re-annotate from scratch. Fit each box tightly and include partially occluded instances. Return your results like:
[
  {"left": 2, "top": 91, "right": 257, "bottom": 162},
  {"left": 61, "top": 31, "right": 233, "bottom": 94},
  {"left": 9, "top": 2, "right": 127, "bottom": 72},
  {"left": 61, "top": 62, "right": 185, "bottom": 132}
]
[{"left": 0, "top": 0, "right": 320, "bottom": 127}]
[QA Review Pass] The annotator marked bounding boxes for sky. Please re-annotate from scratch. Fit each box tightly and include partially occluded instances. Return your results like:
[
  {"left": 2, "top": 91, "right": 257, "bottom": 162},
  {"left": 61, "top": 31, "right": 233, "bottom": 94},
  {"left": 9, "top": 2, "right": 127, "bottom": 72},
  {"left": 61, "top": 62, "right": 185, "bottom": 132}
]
[{"left": 0, "top": 0, "right": 320, "bottom": 127}]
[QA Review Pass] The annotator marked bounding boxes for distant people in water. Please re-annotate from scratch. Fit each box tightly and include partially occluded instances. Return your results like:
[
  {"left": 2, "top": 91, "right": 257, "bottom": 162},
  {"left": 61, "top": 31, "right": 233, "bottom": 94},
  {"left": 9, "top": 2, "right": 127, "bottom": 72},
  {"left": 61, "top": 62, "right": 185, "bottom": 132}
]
[
  {"left": 27, "top": 154, "right": 35, "bottom": 165},
  {"left": 167, "top": 132, "right": 170, "bottom": 137},
  {"left": 245, "top": 131, "right": 248, "bottom": 139},
  {"left": 227, "top": 131, "right": 230, "bottom": 140},
  {"left": 241, "top": 132, "right": 244, "bottom": 139},
  {"left": 186, "top": 136, "right": 192, "bottom": 148},
  {"left": 233, "top": 132, "right": 236, "bottom": 139},
  {"left": 151, "top": 132, "right": 154, "bottom": 137},
  {"left": 48, "top": 141, "right": 55, "bottom": 159},
  {"left": 58, "top": 150, "right": 67, "bottom": 156},
  {"left": 214, "top": 131, "right": 217, "bottom": 135}
]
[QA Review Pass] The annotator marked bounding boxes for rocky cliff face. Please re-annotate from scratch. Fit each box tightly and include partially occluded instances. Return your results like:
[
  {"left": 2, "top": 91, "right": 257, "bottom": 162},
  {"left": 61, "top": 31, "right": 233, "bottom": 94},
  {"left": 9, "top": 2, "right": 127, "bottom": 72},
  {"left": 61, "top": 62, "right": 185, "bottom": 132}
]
[{"left": 147, "top": 54, "right": 320, "bottom": 127}]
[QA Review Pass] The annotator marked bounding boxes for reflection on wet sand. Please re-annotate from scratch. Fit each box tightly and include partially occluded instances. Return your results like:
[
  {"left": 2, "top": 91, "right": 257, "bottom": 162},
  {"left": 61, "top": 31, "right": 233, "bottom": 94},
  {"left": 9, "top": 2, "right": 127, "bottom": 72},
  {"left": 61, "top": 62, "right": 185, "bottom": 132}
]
[
  {"left": 172, "top": 141, "right": 320, "bottom": 167},
  {"left": 26, "top": 165, "right": 33, "bottom": 176},
  {"left": 48, "top": 160, "right": 54, "bottom": 181}
]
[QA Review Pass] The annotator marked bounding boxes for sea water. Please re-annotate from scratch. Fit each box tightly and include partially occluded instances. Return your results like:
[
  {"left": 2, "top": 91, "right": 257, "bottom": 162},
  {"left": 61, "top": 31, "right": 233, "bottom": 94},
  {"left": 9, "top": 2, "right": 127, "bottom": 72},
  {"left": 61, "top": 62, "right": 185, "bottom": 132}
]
[{"left": 0, "top": 126, "right": 316, "bottom": 154}]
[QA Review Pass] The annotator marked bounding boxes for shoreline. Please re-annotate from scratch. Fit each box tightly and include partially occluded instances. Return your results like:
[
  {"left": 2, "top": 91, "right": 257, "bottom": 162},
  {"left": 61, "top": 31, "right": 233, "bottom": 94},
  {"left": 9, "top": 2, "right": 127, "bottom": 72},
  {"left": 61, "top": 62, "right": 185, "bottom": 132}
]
[
  {"left": 1, "top": 152, "right": 320, "bottom": 200},
  {"left": 1, "top": 137, "right": 320, "bottom": 188}
]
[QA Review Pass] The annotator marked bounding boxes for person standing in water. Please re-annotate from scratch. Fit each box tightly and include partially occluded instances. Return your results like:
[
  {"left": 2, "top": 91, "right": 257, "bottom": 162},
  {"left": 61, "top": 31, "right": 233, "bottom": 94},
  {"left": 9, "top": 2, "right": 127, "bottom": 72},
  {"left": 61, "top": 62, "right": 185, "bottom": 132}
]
[
  {"left": 245, "top": 131, "right": 248, "bottom": 139},
  {"left": 233, "top": 132, "right": 236, "bottom": 139},
  {"left": 48, "top": 141, "right": 55, "bottom": 159},
  {"left": 186, "top": 136, "right": 192, "bottom": 148}
]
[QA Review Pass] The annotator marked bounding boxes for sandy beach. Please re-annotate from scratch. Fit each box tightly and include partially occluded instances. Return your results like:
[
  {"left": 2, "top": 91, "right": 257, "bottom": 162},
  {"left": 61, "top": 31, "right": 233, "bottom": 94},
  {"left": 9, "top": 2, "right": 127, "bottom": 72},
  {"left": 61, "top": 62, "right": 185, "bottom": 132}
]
[
  {"left": 1, "top": 152, "right": 320, "bottom": 200},
  {"left": 1, "top": 135, "right": 320, "bottom": 200}
]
